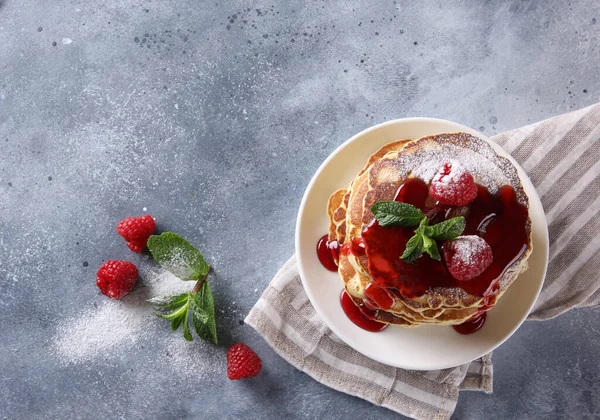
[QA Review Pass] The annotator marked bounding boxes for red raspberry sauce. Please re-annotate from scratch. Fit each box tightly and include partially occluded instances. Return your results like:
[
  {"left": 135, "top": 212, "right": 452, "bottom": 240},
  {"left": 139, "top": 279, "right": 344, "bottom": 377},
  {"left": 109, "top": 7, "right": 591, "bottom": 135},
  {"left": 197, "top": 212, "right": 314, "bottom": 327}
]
[
  {"left": 363, "top": 179, "right": 528, "bottom": 299},
  {"left": 340, "top": 290, "right": 388, "bottom": 332},
  {"left": 453, "top": 312, "right": 487, "bottom": 334},
  {"left": 316, "top": 235, "right": 338, "bottom": 272},
  {"left": 316, "top": 178, "right": 529, "bottom": 334}
]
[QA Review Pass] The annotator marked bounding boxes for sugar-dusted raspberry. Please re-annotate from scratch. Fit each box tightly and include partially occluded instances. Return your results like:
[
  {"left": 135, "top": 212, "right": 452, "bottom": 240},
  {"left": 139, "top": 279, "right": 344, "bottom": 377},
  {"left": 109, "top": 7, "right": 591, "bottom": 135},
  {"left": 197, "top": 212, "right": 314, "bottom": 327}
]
[
  {"left": 443, "top": 235, "right": 493, "bottom": 281},
  {"left": 429, "top": 161, "right": 478, "bottom": 206}
]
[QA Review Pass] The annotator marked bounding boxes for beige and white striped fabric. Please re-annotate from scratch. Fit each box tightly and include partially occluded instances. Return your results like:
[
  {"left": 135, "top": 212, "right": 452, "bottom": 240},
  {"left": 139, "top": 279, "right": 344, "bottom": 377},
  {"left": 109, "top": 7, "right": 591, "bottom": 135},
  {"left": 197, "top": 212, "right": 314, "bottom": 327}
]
[
  {"left": 494, "top": 103, "right": 600, "bottom": 318},
  {"left": 245, "top": 104, "right": 600, "bottom": 420}
]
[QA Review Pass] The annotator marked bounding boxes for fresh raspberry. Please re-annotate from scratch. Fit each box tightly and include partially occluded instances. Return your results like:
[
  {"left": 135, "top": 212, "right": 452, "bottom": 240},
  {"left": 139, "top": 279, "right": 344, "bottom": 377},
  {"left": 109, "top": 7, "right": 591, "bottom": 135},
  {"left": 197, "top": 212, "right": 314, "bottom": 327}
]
[
  {"left": 126, "top": 241, "right": 146, "bottom": 253},
  {"left": 429, "top": 162, "right": 478, "bottom": 206},
  {"left": 116, "top": 215, "right": 155, "bottom": 253},
  {"left": 443, "top": 235, "right": 493, "bottom": 281},
  {"left": 96, "top": 260, "right": 138, "bottom": 299},
  {"left": 227, "top": 343, "right": 262, "bottom": 380}
]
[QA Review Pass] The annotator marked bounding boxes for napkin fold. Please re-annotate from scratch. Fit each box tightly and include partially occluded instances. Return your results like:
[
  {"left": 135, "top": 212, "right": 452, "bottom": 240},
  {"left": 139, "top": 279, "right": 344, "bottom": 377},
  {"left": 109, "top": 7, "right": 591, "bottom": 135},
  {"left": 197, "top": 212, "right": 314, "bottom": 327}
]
[{"left": 246, "top": 103, "right": 600, "bottom": 420}]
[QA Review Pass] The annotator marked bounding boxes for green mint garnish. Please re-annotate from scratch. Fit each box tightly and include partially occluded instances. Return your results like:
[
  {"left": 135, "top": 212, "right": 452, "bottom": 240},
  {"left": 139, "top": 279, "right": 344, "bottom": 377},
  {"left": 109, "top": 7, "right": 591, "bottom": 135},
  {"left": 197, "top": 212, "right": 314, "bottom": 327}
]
[
  {"left": 147, "top": 232, "right": 217, "bottom": 343},
  {"left": 149, "top": 292, "right": 190, "bottom": 311},
  {"left": 147, "top": 232, "right": 210, "bottom": 281},
  {"left": 190, "top": 281, "right": 218, "bottom": 344},
  {"left": 371, "top": 202, "right": 466, "bottom": 263},
  {"left": 370, "top": 201, "right": 424, "bottom": 227},
  {"left": 421, "top": 223, "right": 442, "bottom": 261},
  {"left": 400, "top": 218, "right": 442, "bottom": 263},
  {"left": 401, "top": 230, "right": 424, "bottom": 263},
  {"left": 425, "top": 216, "right": 466, "bottom": 240},
  {"left": 148, "top": 293, "right": 191, "bottom": 334}
]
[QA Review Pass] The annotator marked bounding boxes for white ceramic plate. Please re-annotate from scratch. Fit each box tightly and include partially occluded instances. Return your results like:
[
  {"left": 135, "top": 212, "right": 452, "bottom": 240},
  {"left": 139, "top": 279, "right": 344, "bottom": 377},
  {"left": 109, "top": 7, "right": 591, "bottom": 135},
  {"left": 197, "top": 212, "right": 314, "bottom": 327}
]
[{"left": 295, "top": 118, "right": 549, "bottom": 370}]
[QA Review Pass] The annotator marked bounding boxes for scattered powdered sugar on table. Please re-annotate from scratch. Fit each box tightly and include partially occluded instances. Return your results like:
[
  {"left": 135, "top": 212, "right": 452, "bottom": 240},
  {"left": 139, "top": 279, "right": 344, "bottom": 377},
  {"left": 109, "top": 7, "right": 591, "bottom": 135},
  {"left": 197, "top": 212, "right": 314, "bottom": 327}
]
[
  {"left": 141, "top": 260, "right": 191, "bottom": 297},
  {"left": 53, "top": 299, "right": 148, "bottom": 362},
  {"left": 162, "top": 335, "right": 225, "bottom": 380},
  {"left": 52, "top": 260, "right": 204, "bottom": 367}
]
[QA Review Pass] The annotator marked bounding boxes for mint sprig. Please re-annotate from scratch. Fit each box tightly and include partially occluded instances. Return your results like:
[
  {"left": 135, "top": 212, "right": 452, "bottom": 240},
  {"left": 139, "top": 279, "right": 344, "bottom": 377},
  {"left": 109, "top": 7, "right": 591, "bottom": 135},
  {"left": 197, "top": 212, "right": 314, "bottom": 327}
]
[
  {"left": 147, "top": 232, "right": 218, "bottom": 343},
  {"left": 371, "top": 201, "right": 466, "bottom": 263},
  {"left": 371, "top": 201, "right": 424, "bottom": 227}
]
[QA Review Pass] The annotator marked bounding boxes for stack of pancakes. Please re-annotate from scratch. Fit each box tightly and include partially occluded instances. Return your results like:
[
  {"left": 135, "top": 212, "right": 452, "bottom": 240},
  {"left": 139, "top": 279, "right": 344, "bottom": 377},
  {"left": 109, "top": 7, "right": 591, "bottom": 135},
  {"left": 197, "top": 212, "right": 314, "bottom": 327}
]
[{"left": 327, "top": 133, "right": 532, "bottom": 327}]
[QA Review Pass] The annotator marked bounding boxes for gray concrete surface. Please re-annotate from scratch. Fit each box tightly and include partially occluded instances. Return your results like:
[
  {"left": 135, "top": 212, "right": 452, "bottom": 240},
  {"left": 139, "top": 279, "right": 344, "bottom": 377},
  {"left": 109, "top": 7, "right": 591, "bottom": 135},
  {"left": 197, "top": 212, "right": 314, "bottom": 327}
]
[{"left": 1, "top": 0, "right": 599, "bottom": 419}]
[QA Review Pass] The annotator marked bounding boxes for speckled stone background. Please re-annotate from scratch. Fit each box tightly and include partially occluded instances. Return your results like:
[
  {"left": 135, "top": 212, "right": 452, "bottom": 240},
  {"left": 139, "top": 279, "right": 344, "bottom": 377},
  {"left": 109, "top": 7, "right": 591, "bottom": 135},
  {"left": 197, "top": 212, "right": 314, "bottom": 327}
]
[{"left": 1, "top": 1, "right": 599, "bottom": 419}]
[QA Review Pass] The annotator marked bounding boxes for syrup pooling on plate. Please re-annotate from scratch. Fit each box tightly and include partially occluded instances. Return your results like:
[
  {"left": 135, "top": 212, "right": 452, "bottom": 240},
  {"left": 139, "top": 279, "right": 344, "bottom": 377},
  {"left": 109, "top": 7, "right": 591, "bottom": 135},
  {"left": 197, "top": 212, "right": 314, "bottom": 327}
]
[
  {"left": 339, "top": 290, "right": 388, "bottom": 332},
  {"left": 316, "top": 234, "right": 338, "bottom": 272},
  {"left": 452, "top": 312, "right": 487, "bottom": 334},
  {"left": 361, "top": 178, "right": 529, "bottom": 300}
]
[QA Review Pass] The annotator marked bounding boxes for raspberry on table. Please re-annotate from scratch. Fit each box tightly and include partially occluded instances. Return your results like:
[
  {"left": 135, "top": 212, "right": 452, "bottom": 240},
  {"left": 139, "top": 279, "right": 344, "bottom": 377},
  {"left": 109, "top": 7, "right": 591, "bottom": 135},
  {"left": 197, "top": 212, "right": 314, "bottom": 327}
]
[
  {"left": 126, "top": 241, "right": 146, "bottom": 253},
  {"left": 443, "top": 235, "right": 493, "bottom": 281},
  {"left": 227, "top": 343, "right": 262, "bottom": 380},
  {"left": 96, "top": 260, "right": 138, "bottom": 299},
  {"left": 116, "top": 215, "right": 156, "bottom": 253},
  {"left": 429, "top": 161, "right": 478, "bottom": 206}
]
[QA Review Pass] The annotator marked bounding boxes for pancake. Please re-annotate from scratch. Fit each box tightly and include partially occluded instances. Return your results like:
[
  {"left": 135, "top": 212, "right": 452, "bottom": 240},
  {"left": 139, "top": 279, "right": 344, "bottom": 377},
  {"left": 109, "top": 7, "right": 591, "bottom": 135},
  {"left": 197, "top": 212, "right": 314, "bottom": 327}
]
[{"left": 328, "top": 133, "right": 532, "bottom": 327}]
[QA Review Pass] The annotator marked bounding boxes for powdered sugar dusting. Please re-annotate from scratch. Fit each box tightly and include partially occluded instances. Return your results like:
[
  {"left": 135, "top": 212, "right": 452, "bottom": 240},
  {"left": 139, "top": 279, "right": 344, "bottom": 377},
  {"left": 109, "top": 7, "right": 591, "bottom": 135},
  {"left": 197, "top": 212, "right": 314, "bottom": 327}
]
[
  {"left": 429, "top": 160, "right": 478, "bottom": 205},
  {"left": 141, "top": 260, "right": 192, "bottom": 297},
  {"left": 163, "top": 335, "right": 224, "bottom": 380},
  {"left": 436, "top": 160, "right": 466, "bottom": 186},
  {"left": 444, "top": 235, "right": 493, "bottom": 281},
  {"left": 447, "top": 235, "right": 486, "bottom": 263},
  {"left": 53, "top": 299, "right": 149, "bottom": 362},
  {"left": 410, "top": 146, "right": 509, "bottom": 190},
  {"left": 155, "top": 246, "right": 208, "bottom": 281},
  {"left": 52, "top": 261, "right": 197, "bottom": 365},
  {"left": 405, "top": 133, "right": 524, "bottom": 202}
]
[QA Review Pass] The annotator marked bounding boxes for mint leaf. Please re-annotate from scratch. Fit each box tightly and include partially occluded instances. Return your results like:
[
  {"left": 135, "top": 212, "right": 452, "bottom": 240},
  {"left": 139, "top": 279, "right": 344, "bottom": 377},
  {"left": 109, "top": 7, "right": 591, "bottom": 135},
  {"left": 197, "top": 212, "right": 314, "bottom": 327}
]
[
  {"left": 154, "top": 300, "right": 190, "bottom": 321},
  {"left": 147, "top": 232, "right": 210, "bottom": 281},
  {"left": 171, "top": 314, "right": 184, "bottom": 331},
  {"left": 422, "top": 235, "right": 441, "bottom": 261},
  {"left": 371, "top": 201, "right": 424, "bottom": 227},
  {"left": 192, "top": 282, "right": 218, "bottom": 344},
  {"left": 425, "top": 216, "right": 466, "bottom": 240},
  {"left": 183, "top": 311, "right": 193, "bottom": 342},
  {"left": 151, "top": 293, "right": 194, "bottom": 341},
  {"left": 189, "top": 297, "right": 209, "bottom": 325},
  {"left": 148, "top": 293, "right": 190, "bottom": 310},
  {"left": 401, "top": 233, "right": 424, "bottom": 263},
  {"left": 150, "top": 293, "right": 192, "bottom": 333}
]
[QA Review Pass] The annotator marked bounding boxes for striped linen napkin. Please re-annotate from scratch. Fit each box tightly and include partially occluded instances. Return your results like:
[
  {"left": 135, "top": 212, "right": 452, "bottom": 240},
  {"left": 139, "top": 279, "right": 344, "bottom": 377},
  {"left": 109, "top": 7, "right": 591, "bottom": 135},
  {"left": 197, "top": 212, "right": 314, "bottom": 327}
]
[{"left": 245, "top": 103, "right": 600, "bottom": 420}]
